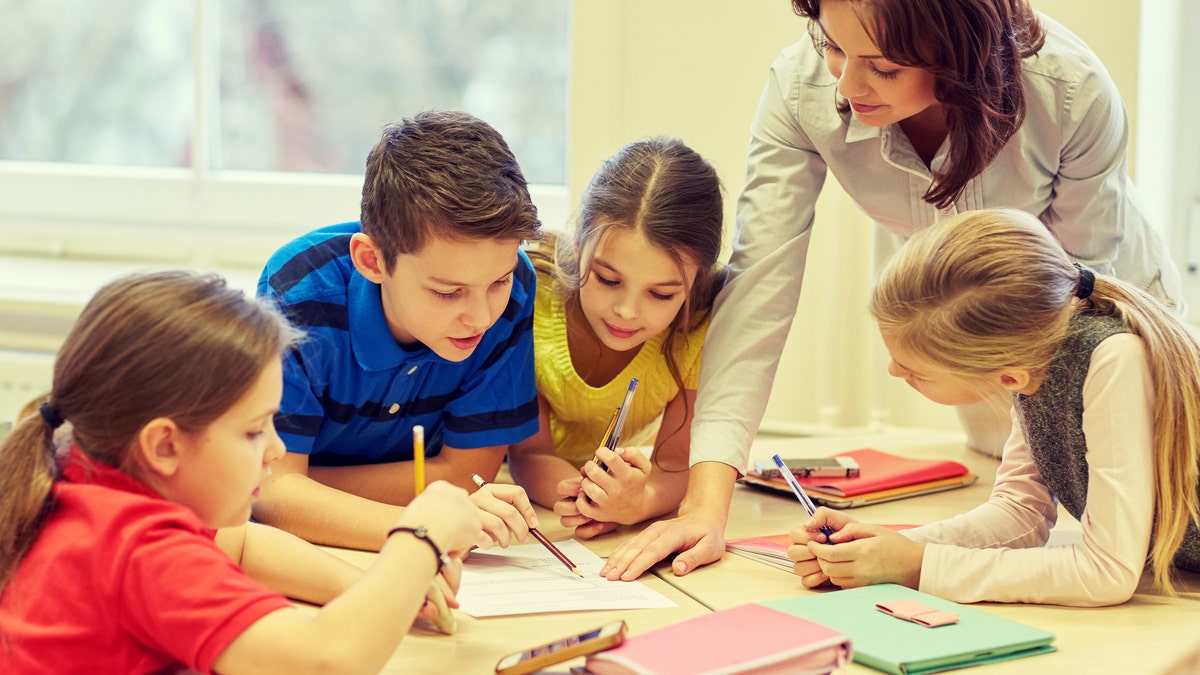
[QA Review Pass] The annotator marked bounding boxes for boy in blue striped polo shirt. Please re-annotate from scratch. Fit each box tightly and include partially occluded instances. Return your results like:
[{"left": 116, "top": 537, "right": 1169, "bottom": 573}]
[{"left": 254, "top": 111, "right": 544, "bottom": 552}]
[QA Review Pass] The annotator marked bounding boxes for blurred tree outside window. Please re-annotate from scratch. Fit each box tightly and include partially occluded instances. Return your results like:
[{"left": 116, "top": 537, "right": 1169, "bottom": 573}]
[{"left": 0, "top": 0, "right": 568, "bottom": 185}]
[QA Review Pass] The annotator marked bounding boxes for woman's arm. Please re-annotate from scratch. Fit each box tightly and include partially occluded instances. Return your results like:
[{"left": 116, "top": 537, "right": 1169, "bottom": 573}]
[{"left": 690, "top": 51, "right": 828, "bottom": 476}]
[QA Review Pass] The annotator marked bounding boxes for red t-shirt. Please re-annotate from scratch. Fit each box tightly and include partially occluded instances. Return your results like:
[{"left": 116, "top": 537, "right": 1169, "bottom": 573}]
[{"left": 0, "top": 448, "right": 292, "bottom": 674}]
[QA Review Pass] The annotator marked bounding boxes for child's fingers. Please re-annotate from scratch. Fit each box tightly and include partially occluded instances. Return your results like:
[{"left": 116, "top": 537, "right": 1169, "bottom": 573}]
[
  {"left": 438, "top": 557, "right": 463, "bottom": 601},
  {"left": 574, "top": 520, "right": 620, "bottom": 539},
  {"left": 587, "top": 447, "right": 626, "bottom": 479},
  {"left": 469, "top": 484, "right": 538, "bottom": 542},
  {"left": 577, "top": 479, "right": 608, "bottom": 510},
  {"left": 787, "top": 542, "right": 816, "bottom": 563},
  {"left": 552, "top": 497, "right": 582, "bottom": 518},
  {"left": 555, "top": 477, "right": 582, "bottom": 499},
  {"left": 615, "top": 445, "right": 651, "bottom": 471},
  {"left": 558, "top": 513, "right": 593, "bottom": 528},
  {"left": 811, "top": 506, "right": 855, "bottom": 530}
]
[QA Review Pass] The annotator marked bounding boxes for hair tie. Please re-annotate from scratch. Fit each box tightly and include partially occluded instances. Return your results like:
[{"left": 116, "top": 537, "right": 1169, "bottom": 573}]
[
  {"left": 1073, "top": 262, "right": 1095, "bottom": 300},
  {"left": 39, "top": 402, "right": 65, "bottom": 429}
]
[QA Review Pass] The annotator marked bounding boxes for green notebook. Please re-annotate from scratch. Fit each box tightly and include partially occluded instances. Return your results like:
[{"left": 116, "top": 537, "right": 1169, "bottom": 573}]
[{"left": 762, "top": 584, "right": 1055, "bottom": 675}]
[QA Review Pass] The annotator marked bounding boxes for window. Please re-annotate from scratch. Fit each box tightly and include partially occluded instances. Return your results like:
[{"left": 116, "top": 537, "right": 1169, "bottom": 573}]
[{"left": 0, "top": 0, "right": 569, "bottom": 267}]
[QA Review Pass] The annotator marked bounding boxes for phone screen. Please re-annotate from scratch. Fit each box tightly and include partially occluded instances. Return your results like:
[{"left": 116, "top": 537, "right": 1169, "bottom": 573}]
[
  {"left": 790, "top": 458, "right": 842, "bottom": 468},
  {"left": 516, "top": 627, "right": 602, "bottom": 662},
  {"left": 495, "top": 621, "right": 626, "bottom": 674}
]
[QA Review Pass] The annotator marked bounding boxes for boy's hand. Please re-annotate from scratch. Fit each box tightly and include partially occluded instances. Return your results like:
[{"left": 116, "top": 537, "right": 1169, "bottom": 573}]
[
  {"left": 575, "top": 446, "right": 652, "bottom": 525},
  {"left": 468, "top": 482, "right": 538, "bottom": 548}
]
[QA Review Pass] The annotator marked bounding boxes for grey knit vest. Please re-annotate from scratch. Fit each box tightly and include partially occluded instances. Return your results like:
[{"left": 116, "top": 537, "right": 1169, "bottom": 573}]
[{"left": 1013, "top": 312, "right": 1200, "bottom": 573}]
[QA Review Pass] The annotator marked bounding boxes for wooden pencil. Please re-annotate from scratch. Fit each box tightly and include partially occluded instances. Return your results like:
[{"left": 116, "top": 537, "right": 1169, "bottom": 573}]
[
  {"left": 413, "top": 425, "right": 425, "bottom": 495},
  {"left": 471, "top": 473, "right": 583, "bottom": 577}
]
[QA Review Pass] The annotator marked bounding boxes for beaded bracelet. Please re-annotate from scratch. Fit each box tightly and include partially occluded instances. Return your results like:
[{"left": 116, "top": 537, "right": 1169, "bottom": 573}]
[{"left": 386, "top": 525, "right": 451, "bottom": 574}]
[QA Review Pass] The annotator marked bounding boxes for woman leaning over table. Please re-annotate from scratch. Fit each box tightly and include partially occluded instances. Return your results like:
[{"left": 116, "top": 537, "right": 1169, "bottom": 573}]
[{"left": 598, "top": 0, "right": 1183, "bottom": 582}]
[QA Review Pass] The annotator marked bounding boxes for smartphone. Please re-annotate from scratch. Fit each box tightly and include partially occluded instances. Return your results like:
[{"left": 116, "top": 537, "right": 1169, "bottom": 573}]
[
  {"left": 755, "top": 456, "right": 860, "bottom": 479},
  {"left": 494, "top": 620, "right": 627, "bottom": 675}
]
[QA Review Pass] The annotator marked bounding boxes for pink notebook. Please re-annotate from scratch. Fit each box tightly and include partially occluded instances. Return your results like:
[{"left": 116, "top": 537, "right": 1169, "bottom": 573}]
[
  {"left": 792, "top": 448, "right": 968, "bottom": 497},
  {"left": 585, "top": 603, "right": 850, "bottom": 675}
]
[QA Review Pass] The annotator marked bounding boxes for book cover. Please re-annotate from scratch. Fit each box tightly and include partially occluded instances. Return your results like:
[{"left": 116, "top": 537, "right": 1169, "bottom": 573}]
[
  {"left": 761, "top": 448, "right": 969, "bottom": 497},
  {"left": 741, "top": 471, "right": 978, "bottom": 508},
  {"left": 584, "top": 603, "right": 850, "bottom": 675},
  {"left": 762, "top": 585, "right": 1055, "bottom": 675},
  {"left": 726, "top": 526, "right": 918, "bottom": 573},
  {"left": 724, "top": 534, "right": 794, "bottom": 573}
]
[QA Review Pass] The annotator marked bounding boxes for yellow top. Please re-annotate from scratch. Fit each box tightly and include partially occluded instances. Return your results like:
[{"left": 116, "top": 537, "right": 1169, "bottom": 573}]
[{"left": 533, "top": 270, "right": 709, "bottom": 467}]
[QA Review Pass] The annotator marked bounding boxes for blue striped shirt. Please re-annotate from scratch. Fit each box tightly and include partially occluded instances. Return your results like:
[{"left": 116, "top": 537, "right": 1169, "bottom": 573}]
[{"left": 257, "top": 221, "right": 539, "bottom": 464}]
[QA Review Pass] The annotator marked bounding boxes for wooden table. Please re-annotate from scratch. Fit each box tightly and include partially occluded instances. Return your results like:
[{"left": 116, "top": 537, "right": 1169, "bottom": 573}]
[
  {"left": 319, "top": 429, "right": 1200, "bottom": 673},
  {"left": 652, "top": 431, "right": 1200, "bottom": 675}
]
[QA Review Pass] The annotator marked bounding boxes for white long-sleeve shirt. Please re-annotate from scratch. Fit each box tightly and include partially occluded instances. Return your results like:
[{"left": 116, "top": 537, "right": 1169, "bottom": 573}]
[
  {"left": 903, "top": 334, "right": 1155, "bottom": 607},
  {"left": 690, "top": 13, "right": 1181, "bottom": 472}
]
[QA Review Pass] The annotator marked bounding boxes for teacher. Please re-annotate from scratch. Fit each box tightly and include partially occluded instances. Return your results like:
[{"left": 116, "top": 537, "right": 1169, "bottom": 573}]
[{"left": 598, "top": 0, "right": 1182, "bottom": 582}]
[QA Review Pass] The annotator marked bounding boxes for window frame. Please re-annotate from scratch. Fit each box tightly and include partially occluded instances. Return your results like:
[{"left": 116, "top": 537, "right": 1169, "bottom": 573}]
[{"left": 0, "top": 0, "right": 569, "bottom": 271}]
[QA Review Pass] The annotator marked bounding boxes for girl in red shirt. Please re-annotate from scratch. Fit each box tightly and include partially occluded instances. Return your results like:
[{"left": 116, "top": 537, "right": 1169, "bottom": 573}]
[{"left": 0, "top": 270, "right": 484, "bottom": 674}]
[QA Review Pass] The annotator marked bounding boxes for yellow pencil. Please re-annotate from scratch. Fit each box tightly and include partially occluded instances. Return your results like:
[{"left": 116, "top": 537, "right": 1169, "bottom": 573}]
[{"left": 413, "top": 425, "right": 425, "bottom": 495}]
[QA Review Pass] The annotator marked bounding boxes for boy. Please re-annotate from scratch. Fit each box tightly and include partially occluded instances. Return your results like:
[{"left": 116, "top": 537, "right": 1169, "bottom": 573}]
[{"left": 255, "top": 111, "right": 543, "bottom": 550}]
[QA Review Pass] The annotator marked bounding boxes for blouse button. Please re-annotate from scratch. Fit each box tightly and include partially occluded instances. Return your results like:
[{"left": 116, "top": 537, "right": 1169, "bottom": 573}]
[{"left": 389, "top": 402, "right": 400, "bottom": 415}]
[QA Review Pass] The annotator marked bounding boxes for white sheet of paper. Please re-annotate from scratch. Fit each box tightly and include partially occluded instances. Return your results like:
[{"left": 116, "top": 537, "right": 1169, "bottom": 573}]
[{"left": 456, "top": 539, "right": 677, "bottom": 617}]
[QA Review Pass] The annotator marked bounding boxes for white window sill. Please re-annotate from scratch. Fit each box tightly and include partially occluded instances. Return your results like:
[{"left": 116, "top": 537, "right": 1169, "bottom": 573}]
[{"left": 0, "top": 255, "right": 260, "bottom": 353}]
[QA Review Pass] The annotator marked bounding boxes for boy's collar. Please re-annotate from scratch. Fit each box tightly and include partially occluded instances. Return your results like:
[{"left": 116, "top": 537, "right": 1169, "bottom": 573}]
[{"left": 347, "top": 272, "right": 434, "bottom": 371}]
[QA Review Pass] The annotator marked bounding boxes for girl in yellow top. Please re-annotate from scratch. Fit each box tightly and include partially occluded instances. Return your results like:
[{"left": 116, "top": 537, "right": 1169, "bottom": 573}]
[{"left": 509, "top": 137, "right": 725, "bottom": 539}]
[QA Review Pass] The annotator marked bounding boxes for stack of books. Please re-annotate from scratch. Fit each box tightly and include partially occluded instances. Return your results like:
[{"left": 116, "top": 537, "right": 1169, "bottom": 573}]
[{"left": 741, "top": 448, "right": 977, "bottom": 508}]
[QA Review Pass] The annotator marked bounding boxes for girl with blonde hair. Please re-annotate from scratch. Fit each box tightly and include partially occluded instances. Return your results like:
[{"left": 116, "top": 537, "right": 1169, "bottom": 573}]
[{"left": 789, "top": 208, "right": 1200, "bottom": 606}]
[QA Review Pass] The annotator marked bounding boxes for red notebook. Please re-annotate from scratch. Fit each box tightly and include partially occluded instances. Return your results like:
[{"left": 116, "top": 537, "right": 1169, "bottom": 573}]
[
  {"left": 792, "top": 448, "right": 968, "bottom": 497},
  {"left": 585, "top": 603, "right": 850, "bottom": 675}
]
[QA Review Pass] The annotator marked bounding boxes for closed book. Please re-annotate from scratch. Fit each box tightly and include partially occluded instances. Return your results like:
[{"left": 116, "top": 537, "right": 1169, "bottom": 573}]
[
  {"left": 584, "top": 603, "right": 850, "bottom": 675},
  {"left": 724, "top": 534, "right": 794, "bottom": 573},
  {"left": 763, "top": 585, "right": 1054, "bottom": 675},
  {"left": 726, "top": 526, "right": 918, "bottom": 573}
]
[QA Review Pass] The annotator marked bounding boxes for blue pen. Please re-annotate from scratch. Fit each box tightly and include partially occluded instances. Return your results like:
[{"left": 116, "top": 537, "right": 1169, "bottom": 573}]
[
  {"left": 606, "top": 378, "right": 639, "bottom": 451},
  {"left": 592, "top": 378, "right": 639, "bottom": 471},
  {"left": 772, "top": 454, "right": 836, "bottom": 544}
]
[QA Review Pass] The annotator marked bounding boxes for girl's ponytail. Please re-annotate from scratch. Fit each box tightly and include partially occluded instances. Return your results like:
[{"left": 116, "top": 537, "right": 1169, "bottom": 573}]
[{"left": 0, "top": 400, "right": 60, "bottom": 595}]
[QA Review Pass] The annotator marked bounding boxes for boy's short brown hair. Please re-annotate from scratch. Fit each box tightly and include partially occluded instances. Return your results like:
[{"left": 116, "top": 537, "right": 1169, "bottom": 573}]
[{"left": 360, "top": 110, "right": 542, "bottom": 272}]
